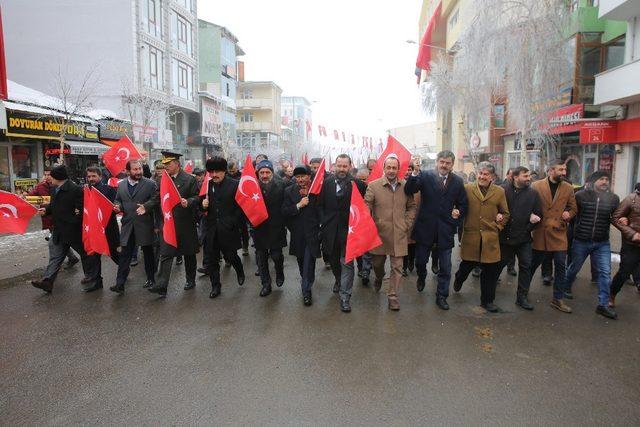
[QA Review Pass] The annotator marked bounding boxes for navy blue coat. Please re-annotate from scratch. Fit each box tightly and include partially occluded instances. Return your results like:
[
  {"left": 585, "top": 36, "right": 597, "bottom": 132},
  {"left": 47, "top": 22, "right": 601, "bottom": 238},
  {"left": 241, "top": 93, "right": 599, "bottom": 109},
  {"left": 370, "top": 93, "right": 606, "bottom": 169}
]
[{"left": 404, "top": 170, "right": 468, "bottom": 249}]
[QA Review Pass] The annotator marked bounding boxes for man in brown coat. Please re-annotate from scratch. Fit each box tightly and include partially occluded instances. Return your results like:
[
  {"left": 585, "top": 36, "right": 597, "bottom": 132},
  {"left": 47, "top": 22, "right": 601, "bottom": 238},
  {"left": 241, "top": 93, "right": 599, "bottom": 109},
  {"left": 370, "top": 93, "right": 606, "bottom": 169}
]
[
  {"left": 529, "top": 160, "right": 577, "bottom": 313},
  {"left": 453, "top": 162, "right": 510, "bottom": 312},
  {"left": 365, "top": 156, "right": 417, "bottom": 310}
]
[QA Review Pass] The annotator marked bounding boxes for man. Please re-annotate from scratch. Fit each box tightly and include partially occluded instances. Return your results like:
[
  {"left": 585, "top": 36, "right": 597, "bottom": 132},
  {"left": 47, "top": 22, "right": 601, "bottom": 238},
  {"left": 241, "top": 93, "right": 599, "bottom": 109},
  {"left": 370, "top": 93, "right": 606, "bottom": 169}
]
[
  {"left": 365, "top": 156, "right": 417, "bottom": 311},
  {"left": 283, "top": 165, "right": 320, "bottom": 306},
  {"left": 530, "top": 160, "right": 577, "bottom": 314},
  {"left": 110, "top": 160, "right": 158, "bottom": 294},
  {"left": 405, "top": 150, "right": 468, "bottom": 310},
  {"left": 497, "top": 167, "right": 542, "bottom": 310},
  {"left": 611, "top": 185, "right": 640, "bottom": 305},
  {"left": 224, "top": 161, "right": 249, "bottom": 257},
  {"left": 366, "top": 158, "right": 377, "bottom": 175},
  {"left": 31, "top": 165, "right": 94, "bottom": 293},
  {"left": 561, "top": 172, "right": 619, "bottom": 319},
  {"left": 355, "top": 167, "right": 372, "bottom": 284},
  {"left": 309, "top": 158, "right": 322, "bottom": 175},
  {"left": 503, "top": 168, "right": 518, "bottom": 277},
  {"left": 252, "top": 160, "right": 288, "bottom": 296},
  {"left": 454, "top": 162, "right": 510, "bottom": 312},
  {"left": 83, "top": 166, "right": 121, "bottom": 292},
  {"left": 193, "top": 168, "right": 205, "bottom": 185},
  {"left": 200, "top": 157, "right": 245, "bottom": 298},
  {"left": 227, "top": 161, "right": 241, "bottom": 180},
  {"left": 28, "top": 167, "right": 81, "bottom": 270},
  {"left": 149, "top": 151, "right": 200, "bottom": 296},
  {"left": 317, "top": 154, "right": 367, "bottom": 312}
]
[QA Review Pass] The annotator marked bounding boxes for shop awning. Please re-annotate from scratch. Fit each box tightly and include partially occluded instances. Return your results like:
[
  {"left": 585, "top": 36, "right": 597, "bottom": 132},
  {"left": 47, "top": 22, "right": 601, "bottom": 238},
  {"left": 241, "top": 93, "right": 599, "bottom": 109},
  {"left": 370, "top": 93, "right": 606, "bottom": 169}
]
[{"left": 65, "top": 141, "right": 109, "bottom": 156}]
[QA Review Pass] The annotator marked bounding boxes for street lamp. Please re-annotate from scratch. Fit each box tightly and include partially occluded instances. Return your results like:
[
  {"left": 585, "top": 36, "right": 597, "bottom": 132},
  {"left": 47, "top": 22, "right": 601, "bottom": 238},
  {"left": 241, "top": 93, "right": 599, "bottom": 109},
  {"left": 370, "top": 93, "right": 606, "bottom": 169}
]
[{"left": 406, "top": 40, "right": 448, "bottom": 51}]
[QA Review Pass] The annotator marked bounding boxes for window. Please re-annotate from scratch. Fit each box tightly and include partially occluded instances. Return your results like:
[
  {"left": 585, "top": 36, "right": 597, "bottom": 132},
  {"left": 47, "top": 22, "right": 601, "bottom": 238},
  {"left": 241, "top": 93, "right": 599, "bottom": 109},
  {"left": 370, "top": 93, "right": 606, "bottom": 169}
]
[
  {"left": 145, "top": 45, "right": 163, "bottom": 90},
  {"left": 148, "top": 0, "right": 156, "bottom": 24},
  {"left": 178, "top": 16, "right": 187, "bottom": 43},
  {"left": 226, "top": 83, "right": 230, "bottom": 97},
  {"left": 604, "top": 36, "right": 625, "bottom": 70},
  {"left": 241, "top": 90, "right": 253, "bottom": 99},
  {"left": 178, "top": 62, "right": 188, "bottom": 88},
  {"left": 240, "top": 112, "right": 253, "bottom": 122}
]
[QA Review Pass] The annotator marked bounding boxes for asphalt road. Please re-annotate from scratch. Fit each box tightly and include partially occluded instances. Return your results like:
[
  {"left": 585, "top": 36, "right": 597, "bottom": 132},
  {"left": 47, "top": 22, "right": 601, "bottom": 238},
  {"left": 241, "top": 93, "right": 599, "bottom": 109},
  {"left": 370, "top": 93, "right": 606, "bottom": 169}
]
[{"left": 1, "top": 247, "right": 639, "bottom": 426}]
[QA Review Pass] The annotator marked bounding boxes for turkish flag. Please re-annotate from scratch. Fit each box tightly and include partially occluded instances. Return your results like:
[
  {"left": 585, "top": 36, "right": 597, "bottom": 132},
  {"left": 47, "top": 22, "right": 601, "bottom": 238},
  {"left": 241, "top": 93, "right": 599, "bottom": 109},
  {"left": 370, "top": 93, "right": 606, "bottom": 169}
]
[
  {"left": 199, "top": 172, "right": 211, "bottom": 197},
  {"left": 88, "top": 187, "right": 113, "bottom": 256},
  {"left": 160, "top": 170, "right": 181, "bottom": 247},
  {"left": 0, "top": 190, "right": 38, "bottom": 234},
  {"left": 301, "top": 153, "right": 308, "bottom": 165},
  {"left": 367, "top": 135, "right": 412, "bottom": 184},
  {"left": 235, "top": 155, "right": 268, "bottom": 227},
  {"left": 82, "top": 186, "right": 93, "bottom": 254},
  {"left": 107, "top": 177, "right": 119, "bottom": 188},
  {"left": 309, "top": 158, "right": 326, "bottom": 195},
  {"left": 345, "top": 182, "right": 382, "bottom": 263},
  {"left": 102, "top": 135, "right": 142, "bottom": 177},
  {"left": 184, "top": 161, "right": 193, "bottom": 174}
]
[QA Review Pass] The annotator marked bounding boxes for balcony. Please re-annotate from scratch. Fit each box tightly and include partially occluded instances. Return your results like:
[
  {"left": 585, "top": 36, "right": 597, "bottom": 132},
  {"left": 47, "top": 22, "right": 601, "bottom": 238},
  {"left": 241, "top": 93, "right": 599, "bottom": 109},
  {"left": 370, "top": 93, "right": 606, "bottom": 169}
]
[
  {"left": 236, "top": 98, "right": 273, "bottom": 110},
  {"left": 237, "top": 121, "right": 275, "bottom": 132},
  {"left": 599, "top": 0, "right": 640, "bottom": 20},
  {"left": 594, "top": 59, "right": 640, "bottom": 105}
]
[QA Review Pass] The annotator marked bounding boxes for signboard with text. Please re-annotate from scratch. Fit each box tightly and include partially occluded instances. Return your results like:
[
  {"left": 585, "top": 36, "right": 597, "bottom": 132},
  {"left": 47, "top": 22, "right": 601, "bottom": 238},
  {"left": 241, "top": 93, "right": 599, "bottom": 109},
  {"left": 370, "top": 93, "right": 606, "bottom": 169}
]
[{"left": 5, "top": 109, "right": 100, "bottom": 142}]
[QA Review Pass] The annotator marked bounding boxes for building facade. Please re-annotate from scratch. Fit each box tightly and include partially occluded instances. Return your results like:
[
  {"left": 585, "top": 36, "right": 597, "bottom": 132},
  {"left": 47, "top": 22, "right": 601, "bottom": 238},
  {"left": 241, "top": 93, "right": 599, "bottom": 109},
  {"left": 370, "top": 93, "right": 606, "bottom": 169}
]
[
  {"left": 236, "top": 81, "right": 283, "bottom": 157},
  {"left": 1, "top": 0, "right": 201, "bottom": 164},
  {"left": 388, "top": 122, "right": 439, "bottom": 168},
  {"left": 281, "top": 96, "right": 313, "bottom": 150}
]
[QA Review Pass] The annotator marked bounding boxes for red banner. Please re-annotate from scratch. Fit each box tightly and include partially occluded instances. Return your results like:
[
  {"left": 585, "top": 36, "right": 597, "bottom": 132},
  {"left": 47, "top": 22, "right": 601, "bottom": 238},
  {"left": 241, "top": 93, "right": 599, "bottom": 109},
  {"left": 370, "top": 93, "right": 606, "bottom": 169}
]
[{"left": 547, "top": 104, "right": 584, "bottom": 134}]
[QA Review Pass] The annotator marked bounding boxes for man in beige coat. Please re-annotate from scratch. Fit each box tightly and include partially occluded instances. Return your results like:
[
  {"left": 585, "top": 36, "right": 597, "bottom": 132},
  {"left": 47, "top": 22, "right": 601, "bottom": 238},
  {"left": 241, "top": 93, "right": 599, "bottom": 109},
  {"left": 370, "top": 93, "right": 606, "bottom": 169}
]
[
  {"left": 365, "top": 156, "right": 417, "bottom": 310},
  {"left": 529, "top": 159, "right": 577, "bottom": 313},
  {"left": 453, "top": 162, "right": 510, "bottom": 312}
]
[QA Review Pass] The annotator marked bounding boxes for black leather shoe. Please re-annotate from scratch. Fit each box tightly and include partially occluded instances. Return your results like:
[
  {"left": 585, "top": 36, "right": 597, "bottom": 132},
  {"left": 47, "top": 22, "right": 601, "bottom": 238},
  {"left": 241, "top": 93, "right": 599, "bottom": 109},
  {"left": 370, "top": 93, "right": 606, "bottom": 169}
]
[
  {"left": 110, "top": 284, "right": 124, "bottom": 294},
  {"left": 332, "top": 281, "right": 340, "bottom": 293},
  {"left": 209, "top": 284, "right": 221, "bottom": 299},
  {"left": 417, "top": 277, "right": 426, "bottom": 292},
  {"left": 148, "top": 284, "right": 167, "bottom": 297},
  {"left": 361, "top": 277, "right": 370, "bottom": 287},
  {"left": 472, "top": 267, "right": 481, "bottom": 278},
  {"left": 453, "top": 279, "right": 463, "bottom": 292},
  {"left": 184, "top": 282, "right": 196, "bottom": 290},
  {"left": 276, "top": 275, "right": 284, "bottom": 287},
  {"left": 542, "top": 276, "right": 553, "bottom": 286},
  {"left": 596, "top": 305, "right": 617, "bottom": 319},
  {"left": 431, "top": 264, "right": 439, "bottom": 275},
  {"left": 402, "top": 268, "right": 408, "bottom": 277},
  {"left": 516, "top": 296, "right": 534, "bottom": 310},
  {"left": 357, "top": 271, "right": 364, "bottom": 278},
  {"left": 143, "top": 280, "right": 154, "bottom": 289},
  {"left": 130, "top": 259, "right": 139, "bottom": 267},
  {"left": 83, "top": 280, "right": 103, "bottom": 293},
  {"left": 31, "top": 279, "right": 53, "bottom": 293},
  {"left": 237, "top": 272, "right": 245, "bottom": 286},
  {"left": 564, "top": 291, "right": 574, "bottom": 300},
  {"left": 64, "top": 257, "right": 79, "bottom": 270},
  {"left": 436, "top": 296, "right": 450, "bottom": 310},
  {"left": 507, "top": 266, "right": 517, "bottom": 276},
  {"left": 175, "top": 257, "right": 183, "bottom": 265},
  {"left": 303, "top": 295, "right": 313, "bottom": 306},
  {"left": 197, "top": 267, "right": 209, "bottom": 275},
  {"left": 254, "top": 271, "right": 261, "bottom": 276},
  {"left": 259, "top": 285, "right": 272, "bottom": 297},
  {"left": 340, "top": 300, "right": 351, "bottom": 313},
  {"left": 80, "top": 277, "right": 93, "bottom": 285},
  {"left": 481, "top": 303, "right": 500, "bottom": 313}
]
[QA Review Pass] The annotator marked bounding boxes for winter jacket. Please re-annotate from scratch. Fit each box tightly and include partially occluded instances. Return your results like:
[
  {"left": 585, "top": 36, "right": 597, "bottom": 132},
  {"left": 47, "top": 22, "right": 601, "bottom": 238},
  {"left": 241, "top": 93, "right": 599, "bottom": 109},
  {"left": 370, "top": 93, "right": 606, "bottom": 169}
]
[
  {"left": 572, "top": 189, "right": 620, "bottom": 242},
  {"left": 612, "top": 190, "right": 640, "bottom": 246},
  {"left": 500, "top": 182, "right": 543, "bottom": 245}
]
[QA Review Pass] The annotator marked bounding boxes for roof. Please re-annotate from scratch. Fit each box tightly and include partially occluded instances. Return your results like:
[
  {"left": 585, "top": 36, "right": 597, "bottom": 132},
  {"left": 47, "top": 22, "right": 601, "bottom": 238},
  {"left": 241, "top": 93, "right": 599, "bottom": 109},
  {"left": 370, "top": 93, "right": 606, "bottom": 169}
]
[{"left": 238, "top": 81, "right": 283, "bottom": 93}]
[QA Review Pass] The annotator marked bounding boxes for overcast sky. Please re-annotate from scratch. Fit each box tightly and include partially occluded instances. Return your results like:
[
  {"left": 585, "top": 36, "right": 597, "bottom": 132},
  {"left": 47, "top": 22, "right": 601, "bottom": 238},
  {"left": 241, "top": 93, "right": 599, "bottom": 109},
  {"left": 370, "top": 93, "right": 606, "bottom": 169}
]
[{"left": 199, "top": 0, "right": 427, "bottom": 137}]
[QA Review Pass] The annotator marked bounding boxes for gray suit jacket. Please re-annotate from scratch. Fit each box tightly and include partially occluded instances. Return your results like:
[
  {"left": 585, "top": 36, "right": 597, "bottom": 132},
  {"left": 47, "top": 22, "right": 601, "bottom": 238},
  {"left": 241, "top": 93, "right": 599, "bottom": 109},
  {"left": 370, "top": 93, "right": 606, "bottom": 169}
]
[{"left": 115, "top": 177, "right": 158, "bottom": 247}]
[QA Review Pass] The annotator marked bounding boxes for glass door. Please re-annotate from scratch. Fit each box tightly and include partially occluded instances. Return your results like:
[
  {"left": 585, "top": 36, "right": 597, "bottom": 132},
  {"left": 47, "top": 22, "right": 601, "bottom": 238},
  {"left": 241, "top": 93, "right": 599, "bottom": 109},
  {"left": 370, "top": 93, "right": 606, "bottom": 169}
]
[{"left": 0, "top": 145, "right": 11, "bottom": 192}]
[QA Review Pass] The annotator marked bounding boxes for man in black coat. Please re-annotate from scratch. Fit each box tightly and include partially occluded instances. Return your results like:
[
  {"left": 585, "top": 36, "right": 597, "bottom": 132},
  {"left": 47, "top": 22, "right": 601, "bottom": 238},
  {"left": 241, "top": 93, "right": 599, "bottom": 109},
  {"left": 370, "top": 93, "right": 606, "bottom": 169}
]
[
  {"left": 497, "top": 166, "right": 543, "bottom": 310},
  {"left": 317, "top": 154, "right": 367, "bottom": 313},
  {"left": 404, "top": 150, "right": 468, "bottom": 310},
  {"left": 283, "top": 165, "right": 320, "bottom": 306},
  {"left": 200, "top": 157, "right": 245, "bottom": 298},
  {"left": 150, "top": 151, "right": 200, "bottom": 296},
  {"left": 253, "top": 160, "right": 288, "bottom": 297},
  {"left": 31, "top": 165, "right": 94, "bottom": 293},
  {"left": 82, "top": 166, "right": 121, "bottom": 292}
]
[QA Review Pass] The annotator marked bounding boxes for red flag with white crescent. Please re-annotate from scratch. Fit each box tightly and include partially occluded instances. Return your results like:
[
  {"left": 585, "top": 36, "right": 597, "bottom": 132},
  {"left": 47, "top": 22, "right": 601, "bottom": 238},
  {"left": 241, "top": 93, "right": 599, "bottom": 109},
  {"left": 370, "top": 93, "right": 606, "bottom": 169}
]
[
  {"left": 367, "top": 135, "right": 412, "bottom": 184},
  {"left": 199, "top": 172, "right": 211, "bottom": 197},
  {"left": 0, "top": 190, "right": 38, "bottom": 234},
  {"left": 160, "top": 170, "right": 181, "bottom": 248},
  {"left": 345, "top": 182, "right": 382, "bottom": 263},
  {"left": 308, "top": 158, "right": 326, "bottom": 196},
  {"left": 87, "top": 187, "right": 113, "bottom": 256},
  {"left": 102, "top": 135, "right": 142, "bottom": 177},
  {"left": 234, "top": 155, "right": 268, "bottom": 227}
]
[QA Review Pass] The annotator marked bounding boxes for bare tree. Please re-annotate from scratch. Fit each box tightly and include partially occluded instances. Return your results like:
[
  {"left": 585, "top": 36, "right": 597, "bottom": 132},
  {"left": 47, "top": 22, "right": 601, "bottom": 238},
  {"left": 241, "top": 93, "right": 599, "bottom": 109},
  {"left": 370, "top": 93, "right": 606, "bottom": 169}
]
[{"left": 422, "top": 0, "right": 572, "bottom": 166}]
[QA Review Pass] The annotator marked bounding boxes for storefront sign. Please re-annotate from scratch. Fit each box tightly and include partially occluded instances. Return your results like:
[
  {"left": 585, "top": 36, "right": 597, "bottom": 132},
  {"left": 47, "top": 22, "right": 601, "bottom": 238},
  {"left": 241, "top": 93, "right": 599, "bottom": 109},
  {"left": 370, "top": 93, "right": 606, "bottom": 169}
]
[
  {"left": 201, "top": 97, "right": 222, "bottom": 143},
  {"left": 5, "top": 109, "right": 100, "bottom": 142},
  {"left": 133, "top": 125, "right": 158, "bottom": 145},
  {"left": 98, "top": 119, "right": 133, "bottom": 140},
  {"left": 153, "top": 127, "right": 173, "bottom": 150},
  {"left": 13, "top": 178, "right": 38, "bottom": 193},
  {"left": 547, "top": 104, "right": 584, "bottom": 134},
  {"left": 531, "top": 86, "right": 573, "bottom": 115},
  {"left": 45, "top": 148, "right": 71, "bottom": 156},
  {"left": 66, "top": 142, "right": 109, "bottom": 156},
  {"left": 579, "top": 121, "right": 618, "bottom": 144}
]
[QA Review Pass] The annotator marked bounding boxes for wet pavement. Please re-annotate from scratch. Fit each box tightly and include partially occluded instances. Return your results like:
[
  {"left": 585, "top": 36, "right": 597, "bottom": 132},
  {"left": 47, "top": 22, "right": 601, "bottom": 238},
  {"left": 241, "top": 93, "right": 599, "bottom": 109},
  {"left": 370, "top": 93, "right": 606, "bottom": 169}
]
[{"left": 1, "top": 243, "right": 640, "bottom": 425}]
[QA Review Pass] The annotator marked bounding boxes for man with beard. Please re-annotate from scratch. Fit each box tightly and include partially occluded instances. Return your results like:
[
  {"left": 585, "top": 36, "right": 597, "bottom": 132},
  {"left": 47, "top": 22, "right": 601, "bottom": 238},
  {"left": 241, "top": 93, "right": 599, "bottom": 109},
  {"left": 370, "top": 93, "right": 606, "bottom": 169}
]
[
  {"left": 453, "top": 162, "right": 509, "bottom": 312},
  {"left": 253, "top": 160, "right": 288, "bottom": 297},
  {"left": 497, "top": 167, "right": 542, "bottom": 310},
  {"left": 529, "top": 160, "right": 577, "bottom": 314},
  {"left": 83, "top": 166, "right": 121, "bottom": 292},
  {"left": 309, "top": 158, "right": 322, "bottom": 176},
  {"left": 562, "top": 172, "right": 619, "bottom": 319},
  {"left": 149, "top": 152, "right": 200, "bottom": 297},
  {"left": 200, "top": 157, "right": 245, "bottom": 298},
  {"left": 317, "top": 154, "right": 367, "bottom": 312},
  {"left": 365, "top": 156, "right": 417, "bottom": 310},
  {"left": 405, "top": 150, "right": 468, "bottom": 310},
  {"left": 110, "top": 160, "right": 158, "bottom": 294},
  {"left": 283, "top": 165, "right": 320, "bottom": 306},
  {"left": 227, "top": 161, "right": 241, "bottom": 180}
]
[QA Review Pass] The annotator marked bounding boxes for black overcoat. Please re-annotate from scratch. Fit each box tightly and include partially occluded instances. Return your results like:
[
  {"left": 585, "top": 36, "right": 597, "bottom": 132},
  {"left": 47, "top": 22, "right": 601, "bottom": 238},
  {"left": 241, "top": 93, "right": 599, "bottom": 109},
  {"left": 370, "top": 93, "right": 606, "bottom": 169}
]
[
  {"left": 253, "top": 178, "right": 287, "bottom": 250},
  {"left": 199, "top": 176, "right": 242, "bottom": 252},
  {"left": 46, "top": 179, "right": 84, "bottom": 245},
  {"left": 282, "top": 184, "right": 320, "bottom": 258}
]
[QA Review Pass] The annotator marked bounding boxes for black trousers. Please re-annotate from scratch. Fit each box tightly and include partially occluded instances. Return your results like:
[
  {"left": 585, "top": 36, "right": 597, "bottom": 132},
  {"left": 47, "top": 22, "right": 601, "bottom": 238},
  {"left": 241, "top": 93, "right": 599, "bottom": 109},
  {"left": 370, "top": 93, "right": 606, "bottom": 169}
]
[
  {"left": 256, "top": 247, "right": 284, "bottom": 286},
  {"left": 116, "top": 234, "right": 155, "bottom": 286},
  {"left": 207, "top": 244, "right": 243, "bottom": 289},
  {"left": 455, "top": 260, "right": 500, "bottom": 305},
  {"left": 156, "top": 254, "right": 197, "bottom": 288},
  {"left": 497, "top": 241, "right": 532, "bottom": 296},
  {"left": 611, "top": 242, "right": 640, "bottom": 296}
]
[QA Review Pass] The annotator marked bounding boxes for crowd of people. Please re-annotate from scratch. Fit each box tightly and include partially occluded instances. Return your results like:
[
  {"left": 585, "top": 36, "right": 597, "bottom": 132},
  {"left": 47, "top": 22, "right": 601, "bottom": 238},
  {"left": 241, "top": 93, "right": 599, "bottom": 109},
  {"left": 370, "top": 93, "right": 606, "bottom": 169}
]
[{"left": 26, "top": 150, "right": 640, "bottom": 319}]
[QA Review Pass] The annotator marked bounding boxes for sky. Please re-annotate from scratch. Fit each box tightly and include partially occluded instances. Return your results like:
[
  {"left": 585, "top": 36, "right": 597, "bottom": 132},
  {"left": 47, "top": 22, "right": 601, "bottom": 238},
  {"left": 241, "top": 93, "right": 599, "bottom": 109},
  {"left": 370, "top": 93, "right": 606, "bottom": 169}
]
[{"left": 198, "top": 0, "right": 428, "bottom": 137}]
